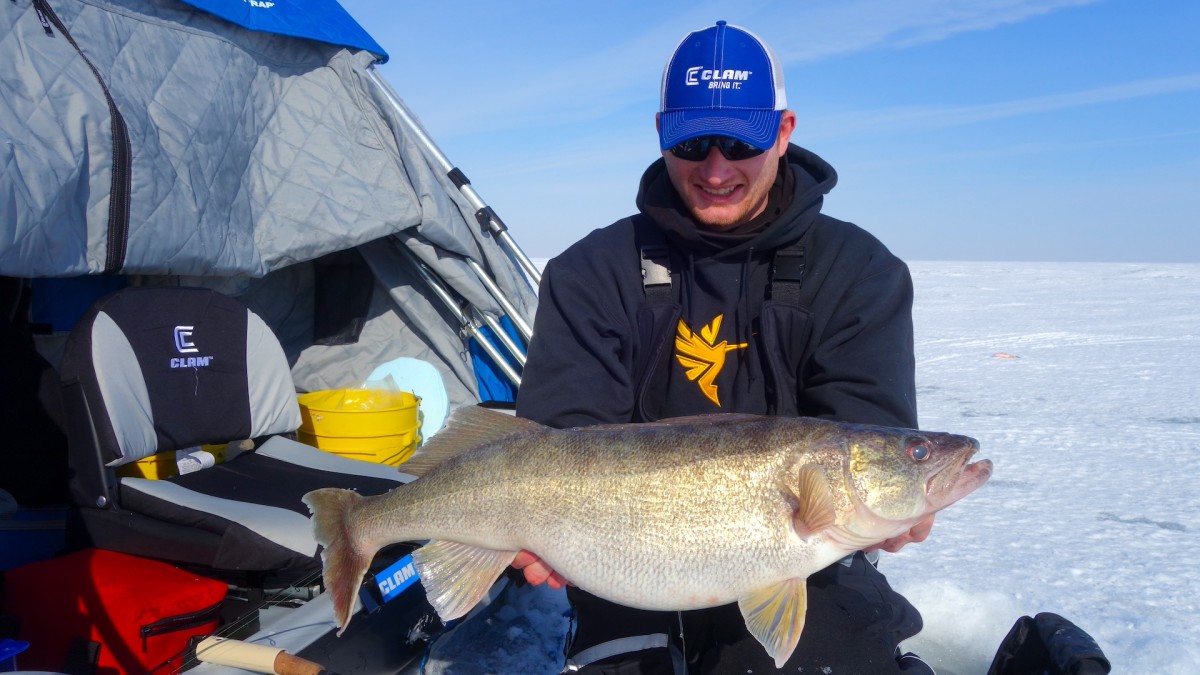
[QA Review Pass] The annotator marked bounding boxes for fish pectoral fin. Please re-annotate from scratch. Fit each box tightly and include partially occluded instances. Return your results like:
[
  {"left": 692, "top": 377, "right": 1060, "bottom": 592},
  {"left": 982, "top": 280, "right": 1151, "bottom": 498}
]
[
  {"left": 793, "top": 464, "right": 837, "bottom": 537},
  {"left": 737, "top": 578, "right": 808, "bottom": 669},
  {"left": 411, "top": 540, "right": 518, "bottom": 622}
]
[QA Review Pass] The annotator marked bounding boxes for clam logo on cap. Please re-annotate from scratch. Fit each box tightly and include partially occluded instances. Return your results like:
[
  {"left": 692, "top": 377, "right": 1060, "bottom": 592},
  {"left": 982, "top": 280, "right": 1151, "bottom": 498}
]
[{"left": 685, "top": 66, "right": 753, "bottom": 88}]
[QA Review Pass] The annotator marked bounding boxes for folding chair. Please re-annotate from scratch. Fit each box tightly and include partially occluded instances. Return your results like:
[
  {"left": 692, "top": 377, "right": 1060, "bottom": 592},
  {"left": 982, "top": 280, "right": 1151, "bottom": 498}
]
[{"left": 57, "top": 286, "right": 409, "bottom": 583}]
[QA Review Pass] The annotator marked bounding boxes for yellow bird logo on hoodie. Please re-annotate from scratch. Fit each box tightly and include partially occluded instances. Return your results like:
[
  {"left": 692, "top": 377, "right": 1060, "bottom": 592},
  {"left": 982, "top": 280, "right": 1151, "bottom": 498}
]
[{"left": 674, "top": 315, "right": 748, "bottom": 407}]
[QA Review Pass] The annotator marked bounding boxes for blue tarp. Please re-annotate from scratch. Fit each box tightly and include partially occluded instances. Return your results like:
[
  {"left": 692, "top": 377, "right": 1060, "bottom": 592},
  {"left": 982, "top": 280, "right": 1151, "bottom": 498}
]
[
  {"left": 469, "top": 317, "right": 524, "bottom": 405},
  {"left": 179, "top": 0, "right": 388, "bottom": 62}
]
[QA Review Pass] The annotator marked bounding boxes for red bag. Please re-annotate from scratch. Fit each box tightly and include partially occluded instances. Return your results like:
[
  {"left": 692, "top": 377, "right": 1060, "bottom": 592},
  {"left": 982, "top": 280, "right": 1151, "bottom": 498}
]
[{"left": 1, "top": 548, "right": 227, "bottom": 673}]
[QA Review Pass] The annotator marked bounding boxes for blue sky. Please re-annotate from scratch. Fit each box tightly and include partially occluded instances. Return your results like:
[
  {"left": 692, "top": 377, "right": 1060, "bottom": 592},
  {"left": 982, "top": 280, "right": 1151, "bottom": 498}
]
[{"left": 340, "top": 0, "right": 1199, "bottom": 263}]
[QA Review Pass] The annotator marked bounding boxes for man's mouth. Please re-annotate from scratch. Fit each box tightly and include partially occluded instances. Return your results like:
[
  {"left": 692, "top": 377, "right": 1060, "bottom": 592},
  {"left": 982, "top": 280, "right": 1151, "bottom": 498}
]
[{"left": 699, "top": 185, "right": 739, "bottom": 200}]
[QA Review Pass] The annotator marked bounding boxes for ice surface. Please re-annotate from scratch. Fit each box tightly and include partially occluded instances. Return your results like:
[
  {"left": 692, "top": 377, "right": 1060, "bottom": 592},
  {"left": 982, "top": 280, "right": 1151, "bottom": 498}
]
[{"left": 422, "top": 262, "right": 1200, "bottom": 674}]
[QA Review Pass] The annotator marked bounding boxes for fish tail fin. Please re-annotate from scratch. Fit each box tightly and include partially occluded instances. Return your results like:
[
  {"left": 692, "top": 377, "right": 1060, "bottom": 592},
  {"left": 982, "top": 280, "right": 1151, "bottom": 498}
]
[{"left": 303, "top": 487, "right": 373, "bottom": 635}]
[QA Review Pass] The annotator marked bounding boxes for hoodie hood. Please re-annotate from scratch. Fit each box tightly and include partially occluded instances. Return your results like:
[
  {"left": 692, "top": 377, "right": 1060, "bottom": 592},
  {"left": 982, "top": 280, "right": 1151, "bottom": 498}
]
[
  {"left": 636, "top": 144, "right": 838, "bottom": 259},
  {"left": 628, "top": 144, "right": 840, "bottom": 419}
]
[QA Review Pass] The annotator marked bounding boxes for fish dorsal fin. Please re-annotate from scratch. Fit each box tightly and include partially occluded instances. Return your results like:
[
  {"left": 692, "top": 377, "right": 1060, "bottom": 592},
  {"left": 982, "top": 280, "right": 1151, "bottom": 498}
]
[
  {"left": 578, "top": 413, "right": 766, "bottom": 432},
  {"left": 737, "top": 578, "right": 809, "bottom": 668},
  {"left": 411, "top": 540, "right": 518, "bottom": 622},
  {"left": 792, "top": 465, "right": 837, "bottom": 537},
  {"left": 403, "top": 406, "right": 544, "bottom": 477}
]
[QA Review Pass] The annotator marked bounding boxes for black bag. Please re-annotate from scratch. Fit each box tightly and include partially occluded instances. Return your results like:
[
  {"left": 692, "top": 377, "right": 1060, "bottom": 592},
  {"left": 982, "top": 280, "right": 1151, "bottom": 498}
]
[
  {"left": 0, "top": 278, "right": 68, "bottom": 506},
  {"left": 987, "top": 612, "right": 1111, "bottom": 675}
]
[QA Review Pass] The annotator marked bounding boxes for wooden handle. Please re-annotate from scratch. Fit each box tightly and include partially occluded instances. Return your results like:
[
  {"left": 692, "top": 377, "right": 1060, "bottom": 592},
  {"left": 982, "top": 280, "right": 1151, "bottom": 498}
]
[
  {"left": 274, "top": 650, "right": 327, "bottom": 675},
  {"left": 196, "top": 636, "right": 329, "bottom": 675}
]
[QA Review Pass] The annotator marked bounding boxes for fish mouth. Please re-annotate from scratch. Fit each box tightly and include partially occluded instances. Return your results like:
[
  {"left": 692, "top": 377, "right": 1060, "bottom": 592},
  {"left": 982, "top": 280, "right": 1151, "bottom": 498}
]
[{"left": 926, "top": 443, "right": 993, "bottom": 511}]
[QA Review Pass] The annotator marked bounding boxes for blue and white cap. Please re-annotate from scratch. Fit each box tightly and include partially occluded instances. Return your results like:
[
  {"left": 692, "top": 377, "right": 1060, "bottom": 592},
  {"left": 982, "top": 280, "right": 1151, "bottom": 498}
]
[{"left": 659, "top": 21, "right": 787, "bottom": 151}]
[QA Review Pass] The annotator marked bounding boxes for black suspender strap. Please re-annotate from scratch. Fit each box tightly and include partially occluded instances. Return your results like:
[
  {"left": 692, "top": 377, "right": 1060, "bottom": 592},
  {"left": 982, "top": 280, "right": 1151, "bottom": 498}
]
[
  {"left": 770, "top": 246, "right": 806, "bottom": 305},
  {"left": 635, "top": 217, "right": 674, "bottom": 305},
  {"left": 636, "top": 215, "right": 806, "bottom": 305},
  {"left": 640, "top": 244, "right": 672, "bottom": 305}
]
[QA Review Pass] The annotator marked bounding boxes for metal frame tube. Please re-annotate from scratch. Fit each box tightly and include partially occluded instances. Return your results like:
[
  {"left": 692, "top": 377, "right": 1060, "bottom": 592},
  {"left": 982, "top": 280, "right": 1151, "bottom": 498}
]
[
  {"left": 367, "top": 65, "right": 542, "bottom": 285},
  {"left": 464, "top": 257, "right": 533, "bottom": 340},
  {"left": 396, "top": 244, "right": 522, "bottom": 388},
  {"left": 473, "top": 307, "right": 526, "bottom": 366}
]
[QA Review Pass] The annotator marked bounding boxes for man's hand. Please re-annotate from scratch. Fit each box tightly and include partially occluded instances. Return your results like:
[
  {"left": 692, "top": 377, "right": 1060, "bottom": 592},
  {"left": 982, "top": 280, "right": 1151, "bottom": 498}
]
[
  {"left": 512, "top": 550, "right": 573, "bottom": 589},
  {"left": 866, "top": 513, "right": 936, "bottom": 554}
]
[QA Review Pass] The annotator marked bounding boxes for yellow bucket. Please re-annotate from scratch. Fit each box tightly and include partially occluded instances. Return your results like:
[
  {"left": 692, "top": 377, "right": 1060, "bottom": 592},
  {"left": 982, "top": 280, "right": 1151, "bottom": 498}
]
[{"left": 296, "top": 389, "right": 420, "bottom": 466}]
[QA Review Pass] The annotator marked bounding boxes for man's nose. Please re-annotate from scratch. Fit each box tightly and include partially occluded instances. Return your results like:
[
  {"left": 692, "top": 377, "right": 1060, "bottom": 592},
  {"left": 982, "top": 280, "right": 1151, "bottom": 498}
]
[{"left": 697, "top": 147, "right": 734, "bottom": 181}]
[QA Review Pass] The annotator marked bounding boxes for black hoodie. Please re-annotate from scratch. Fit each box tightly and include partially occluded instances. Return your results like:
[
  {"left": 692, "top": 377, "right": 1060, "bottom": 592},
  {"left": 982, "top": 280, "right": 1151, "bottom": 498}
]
[{"left": 517, "top": 144, "right": 916, "bottom": 430}]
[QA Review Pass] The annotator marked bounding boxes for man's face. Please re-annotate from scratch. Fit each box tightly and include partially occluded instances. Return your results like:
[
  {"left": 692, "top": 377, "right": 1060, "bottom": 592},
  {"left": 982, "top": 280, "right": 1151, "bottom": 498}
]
[{"left": 660, "top": 111, "right": 797, "bottom": 231}]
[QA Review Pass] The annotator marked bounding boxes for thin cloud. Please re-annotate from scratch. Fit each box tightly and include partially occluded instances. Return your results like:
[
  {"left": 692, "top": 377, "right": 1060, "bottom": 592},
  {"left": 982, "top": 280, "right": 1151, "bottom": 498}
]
[
  {"left": 400, "top": 0, "right": 1103, "bottom": 140},
  {"left": 843, "top": 129, "right": 1200, "bottom": 170},
  {"left": 801, "top": 74, "right": 1200, "bottom": 139},
  {"left": 388, "top": 6, "right": 726, "bottom": 139},
  {"left": 766, "top": 0, "right": 1102, "bottom": 62}
]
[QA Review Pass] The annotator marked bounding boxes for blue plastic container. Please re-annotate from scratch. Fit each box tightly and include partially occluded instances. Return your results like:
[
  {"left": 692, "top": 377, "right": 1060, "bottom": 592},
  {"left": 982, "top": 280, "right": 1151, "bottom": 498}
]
[
  {"left": 0, "top": 507, "right": 67, "bottom": 571},
  {"left": 0, "top": 639, "right": 30, "bottom": 672}
]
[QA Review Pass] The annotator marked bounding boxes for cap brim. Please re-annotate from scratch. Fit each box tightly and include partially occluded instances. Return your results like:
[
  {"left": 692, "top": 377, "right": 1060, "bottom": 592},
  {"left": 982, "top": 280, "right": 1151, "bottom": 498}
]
[{"left": 659, "top": 109, "right": 783, "bottom": 151}]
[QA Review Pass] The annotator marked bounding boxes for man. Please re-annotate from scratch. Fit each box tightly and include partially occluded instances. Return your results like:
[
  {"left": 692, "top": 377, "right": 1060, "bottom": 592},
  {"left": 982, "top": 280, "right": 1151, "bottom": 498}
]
[{"left": 514, "top": 21, "right": 934, "bottom": 674}]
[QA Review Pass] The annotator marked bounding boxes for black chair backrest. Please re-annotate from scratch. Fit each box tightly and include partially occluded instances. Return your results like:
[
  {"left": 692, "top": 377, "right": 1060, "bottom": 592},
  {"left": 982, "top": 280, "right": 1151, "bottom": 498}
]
[{"left": 59, "top": 287, "right": 300, "bottom": 507}]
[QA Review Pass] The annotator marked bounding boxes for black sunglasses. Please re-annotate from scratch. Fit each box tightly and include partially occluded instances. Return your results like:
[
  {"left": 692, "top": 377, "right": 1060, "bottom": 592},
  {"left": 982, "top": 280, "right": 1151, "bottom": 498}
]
[{"left": 668, "top": 135, "right": 769, "bottom": 162}]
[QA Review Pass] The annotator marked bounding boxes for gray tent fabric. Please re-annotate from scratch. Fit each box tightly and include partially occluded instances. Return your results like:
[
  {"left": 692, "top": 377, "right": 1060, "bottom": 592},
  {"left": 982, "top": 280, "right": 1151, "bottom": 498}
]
[{"left": 1, "top": 0, "right": 537, "bottom": 410}]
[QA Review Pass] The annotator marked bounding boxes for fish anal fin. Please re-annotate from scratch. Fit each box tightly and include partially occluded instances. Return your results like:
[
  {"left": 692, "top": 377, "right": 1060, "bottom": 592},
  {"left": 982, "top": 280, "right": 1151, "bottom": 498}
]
[
  {"left": 412, "top": 540, "right": 518, "bottom": 622},
  {"left": 738, "top": 578, "right": 808, "bottom": 668},
  {"left": 792, "top": 464, "right": 837, "bottom": 537}
]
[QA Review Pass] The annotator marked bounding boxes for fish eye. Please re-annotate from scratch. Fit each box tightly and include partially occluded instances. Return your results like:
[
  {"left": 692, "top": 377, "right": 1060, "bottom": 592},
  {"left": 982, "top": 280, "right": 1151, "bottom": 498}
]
[{"left": 908, "top": 443, "right": 930, "bottom": 462}]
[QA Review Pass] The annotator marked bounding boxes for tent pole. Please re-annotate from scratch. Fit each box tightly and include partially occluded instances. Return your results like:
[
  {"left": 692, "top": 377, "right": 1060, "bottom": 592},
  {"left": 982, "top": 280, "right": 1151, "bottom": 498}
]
[
  {"left": 395, "top": 244, "right": 522, "bottom": 388},
  {"left": 464, "top": 257, "right": 532, "bottom": 341},
  {"left": 367, "top": 65, "right": 543, "bottom": 286},
  {"left": 472, "top": 307, "right": 527, "bottom": 366}
]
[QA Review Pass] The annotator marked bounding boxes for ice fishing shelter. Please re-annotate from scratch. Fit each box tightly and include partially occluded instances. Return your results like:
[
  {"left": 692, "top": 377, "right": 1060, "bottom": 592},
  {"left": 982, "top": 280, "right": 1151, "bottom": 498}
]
[
  {"left": 1, "top": 0, "right": 537, "bottom": 414},
  {"left": 0, "top": 5, "right": 538, "bottom": 668}
]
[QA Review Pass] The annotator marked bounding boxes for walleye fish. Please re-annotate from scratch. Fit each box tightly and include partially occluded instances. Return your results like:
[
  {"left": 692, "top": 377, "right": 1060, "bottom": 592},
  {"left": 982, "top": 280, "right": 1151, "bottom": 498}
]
[{"left": 304, "top": 406, "right": 991, "bottom": 667}]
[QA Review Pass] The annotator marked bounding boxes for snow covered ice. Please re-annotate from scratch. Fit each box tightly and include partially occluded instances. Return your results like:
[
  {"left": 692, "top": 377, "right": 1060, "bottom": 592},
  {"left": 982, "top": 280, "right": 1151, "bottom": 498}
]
[
  {"left": 422, "top": 262, "right": 1200, "bottom": 674},
  {"left": 893, "top": 262, "right": 1200, "bottom": 674}
]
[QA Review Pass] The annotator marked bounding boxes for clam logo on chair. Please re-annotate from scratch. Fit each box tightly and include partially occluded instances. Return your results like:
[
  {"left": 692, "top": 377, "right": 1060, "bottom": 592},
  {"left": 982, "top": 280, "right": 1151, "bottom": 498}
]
[
  {"left": 174, "top": 326, "right": 198, "bottom": 353},
  {"left": 170, "top": 325, "right": 214, "bottom": 369}
]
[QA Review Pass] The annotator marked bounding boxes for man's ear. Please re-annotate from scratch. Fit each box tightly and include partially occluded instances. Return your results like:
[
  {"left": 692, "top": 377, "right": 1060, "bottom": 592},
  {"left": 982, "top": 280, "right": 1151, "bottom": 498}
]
[
  {"left": 776, "top": 110, "right": 797, "bottom": 155},
  {"left": 655, "top": 112, "right": 661, "bottom": 133}
]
